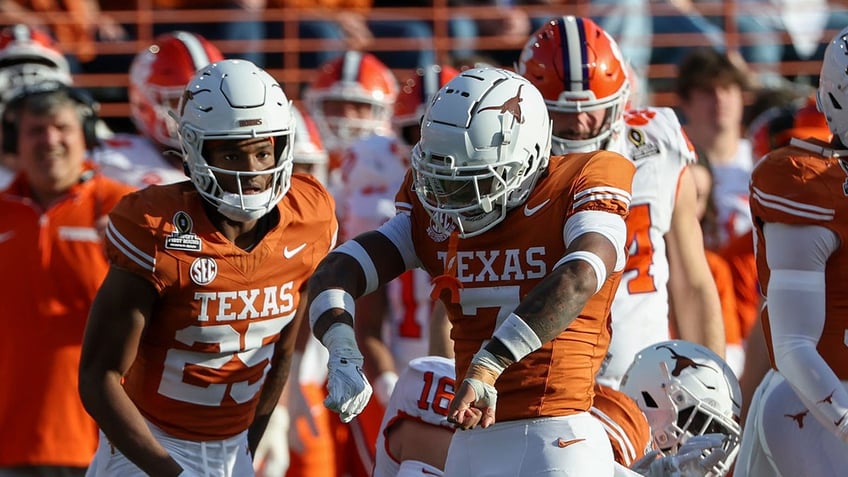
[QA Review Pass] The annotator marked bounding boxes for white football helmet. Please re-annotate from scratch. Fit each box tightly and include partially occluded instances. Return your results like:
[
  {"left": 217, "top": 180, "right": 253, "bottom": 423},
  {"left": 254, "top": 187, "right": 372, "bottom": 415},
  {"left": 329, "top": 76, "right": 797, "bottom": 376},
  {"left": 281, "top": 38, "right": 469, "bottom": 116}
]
[
  {"left": 0, "top": 24, "right": 72, "bottom": 106},
  {"left": 620, "top": 340, "right": 742, "bottom": 477},
  {"left": 411, "top": 67, "right": 552, "bottom": 238},
  {"left": 177, "top": 59, "right": 295, "bottom": 222},
  {"left": 817, "top": 25, "right": 848, "bottom": 148}
]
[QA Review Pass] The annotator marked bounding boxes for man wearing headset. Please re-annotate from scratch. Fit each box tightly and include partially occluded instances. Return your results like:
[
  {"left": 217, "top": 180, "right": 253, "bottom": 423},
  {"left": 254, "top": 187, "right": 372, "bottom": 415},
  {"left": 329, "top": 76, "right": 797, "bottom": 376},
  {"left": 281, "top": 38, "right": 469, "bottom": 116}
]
[{"left": 0, "top": 82, "right": 132, "bottom": 476}]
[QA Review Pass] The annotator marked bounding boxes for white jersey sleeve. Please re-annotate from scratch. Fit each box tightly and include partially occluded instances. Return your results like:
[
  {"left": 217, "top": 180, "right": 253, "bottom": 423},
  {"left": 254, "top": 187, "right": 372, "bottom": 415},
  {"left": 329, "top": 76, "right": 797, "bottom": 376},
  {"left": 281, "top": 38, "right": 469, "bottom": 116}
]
[
  {"left": 337, "top": 134, "right": 409, "bottom": 240},
  {"left": 92, "top": 133, "right": 187, "bottom": 189},
  {"left": 373, "top": 356, "right": 456, "bottom": 477}
]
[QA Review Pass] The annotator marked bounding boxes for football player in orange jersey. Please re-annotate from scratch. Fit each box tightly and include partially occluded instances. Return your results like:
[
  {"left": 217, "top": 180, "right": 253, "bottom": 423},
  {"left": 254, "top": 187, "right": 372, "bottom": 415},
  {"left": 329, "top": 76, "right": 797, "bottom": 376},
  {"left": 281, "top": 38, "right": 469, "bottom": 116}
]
[
  {"left": 305, "top": 66, "right": 635, "bottom": 476},
  {"left": 0, "top": 81, "right": 134, "bottom": 477},
  {"left": 734, "top": 26, "right": 848, "bottom": 477},
  {"left": 78, "top": 59, "right": 338, "bottom": 477}
]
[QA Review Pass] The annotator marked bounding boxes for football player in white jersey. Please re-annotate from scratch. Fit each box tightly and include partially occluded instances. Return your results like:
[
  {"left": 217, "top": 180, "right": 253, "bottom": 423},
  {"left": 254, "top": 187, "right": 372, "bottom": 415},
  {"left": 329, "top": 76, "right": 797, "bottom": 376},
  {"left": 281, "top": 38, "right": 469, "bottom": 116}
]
[
  {"left": 91, "top": 31, "right": 223, "bottom": 189},
  {"left": 373, "top": 356, "right": 456, "bottom": 477},
  {"left": 517, "top": 16, "right": 725, "bottom": 390}
]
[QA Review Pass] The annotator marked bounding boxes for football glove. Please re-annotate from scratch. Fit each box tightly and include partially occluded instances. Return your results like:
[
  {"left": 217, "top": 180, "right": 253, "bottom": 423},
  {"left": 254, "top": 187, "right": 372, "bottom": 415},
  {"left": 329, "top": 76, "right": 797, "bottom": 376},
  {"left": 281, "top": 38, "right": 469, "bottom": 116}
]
[
  {"left": 631, "top": 433, "right": 727, "bottom": 477},
  {"left": 322, "top": 324, "right": 373, "bottom": 423}
]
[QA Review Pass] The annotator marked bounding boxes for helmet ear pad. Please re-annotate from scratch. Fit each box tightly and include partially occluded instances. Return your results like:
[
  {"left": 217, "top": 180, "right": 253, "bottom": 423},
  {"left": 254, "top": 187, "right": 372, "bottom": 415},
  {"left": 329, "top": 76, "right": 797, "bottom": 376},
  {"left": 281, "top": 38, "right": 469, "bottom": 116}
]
[{"left": 2, "top": 81, "right": 100, "bottom": 155}]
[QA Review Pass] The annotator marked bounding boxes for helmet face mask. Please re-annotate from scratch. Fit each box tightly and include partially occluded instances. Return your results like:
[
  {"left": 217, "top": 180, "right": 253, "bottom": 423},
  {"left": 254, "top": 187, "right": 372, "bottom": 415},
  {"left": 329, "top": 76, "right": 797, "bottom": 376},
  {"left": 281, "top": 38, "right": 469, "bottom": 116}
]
[
  {"left": 621, "top": 340, "right": 742, "bottom": 477},
  {"left": 411, "top": 67, "right": 552, "bottom": 238},
  {"left": 517, "top": 15, "right": 630, "bottom": 154},
  {"left": 130, "top": 31, "right": 223, "bottom": 150},
  {"left": 177, "top": 59, "right": 295, "bottom": 222}
]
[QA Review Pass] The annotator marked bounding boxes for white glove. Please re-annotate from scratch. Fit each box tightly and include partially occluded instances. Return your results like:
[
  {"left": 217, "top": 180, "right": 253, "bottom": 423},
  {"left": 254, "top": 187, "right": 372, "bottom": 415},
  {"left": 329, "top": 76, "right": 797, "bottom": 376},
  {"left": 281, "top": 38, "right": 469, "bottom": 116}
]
[
  {"left": 374, "top": 371, "right": 399, "bottom": 406},
  {"left": 322, "top": 323, "right": 373, "bottom": 423},
  {"left": 631, "top": 434, "right": 727, "bottom": 477},
  {"left": 252, "top": 405, "right": 290, "bottom": 477}
]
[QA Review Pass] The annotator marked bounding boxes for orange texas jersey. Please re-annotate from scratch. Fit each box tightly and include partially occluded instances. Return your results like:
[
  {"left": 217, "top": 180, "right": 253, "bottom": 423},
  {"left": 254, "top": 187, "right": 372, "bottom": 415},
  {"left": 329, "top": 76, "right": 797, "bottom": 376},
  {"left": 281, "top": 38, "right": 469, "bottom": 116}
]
[
  {"left": 750, "top": 138, "right": 848, "bottom": 378},
  {"left": 590, "top": 384, "right": 653, "bottom": 467},
  {"left": 104, "top": 176, "right": 337, "bottom": 441},
  {"left": 396, "top": 150, "right": 635, "bottom": 422}
]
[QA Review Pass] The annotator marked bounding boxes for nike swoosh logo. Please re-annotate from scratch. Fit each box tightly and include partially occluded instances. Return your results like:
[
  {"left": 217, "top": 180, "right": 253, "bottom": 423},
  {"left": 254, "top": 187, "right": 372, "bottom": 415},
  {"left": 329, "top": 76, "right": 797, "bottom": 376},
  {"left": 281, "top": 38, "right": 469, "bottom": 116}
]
[
  {"left": 283, "top": 243, "right": 307, "bottom": 259},
  {"left": 0, "top": 231, "right": 14, "bottom": 244},
  {"left": 557, "top": 437, "right": 585, "bottom": 448},
  {"left": 421, "top": 468, "right": 439, "bottom": 476},
  {"left": 524, "top": 199, "right": 551, "bottom": 216}
]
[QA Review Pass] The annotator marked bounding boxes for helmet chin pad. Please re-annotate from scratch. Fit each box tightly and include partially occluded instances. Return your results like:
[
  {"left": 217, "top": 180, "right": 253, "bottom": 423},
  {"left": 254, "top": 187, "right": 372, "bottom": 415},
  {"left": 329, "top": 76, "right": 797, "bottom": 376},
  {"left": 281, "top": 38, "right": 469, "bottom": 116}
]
[{"left": 216, "top": 187, "right": 280, "bottom": 222}]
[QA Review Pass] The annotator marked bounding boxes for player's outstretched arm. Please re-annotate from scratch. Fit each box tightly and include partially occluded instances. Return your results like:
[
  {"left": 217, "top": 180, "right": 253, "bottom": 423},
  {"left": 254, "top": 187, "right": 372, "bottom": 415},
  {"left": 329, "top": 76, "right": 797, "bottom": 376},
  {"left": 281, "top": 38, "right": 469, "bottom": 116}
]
[{"left": 307, "top": 228, "right": 409, "bottom": 422}]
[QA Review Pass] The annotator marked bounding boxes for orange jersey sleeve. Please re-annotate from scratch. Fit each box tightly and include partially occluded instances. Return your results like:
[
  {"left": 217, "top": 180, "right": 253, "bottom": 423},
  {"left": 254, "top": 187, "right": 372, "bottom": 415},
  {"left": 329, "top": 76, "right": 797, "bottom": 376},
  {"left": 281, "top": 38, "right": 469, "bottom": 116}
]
[
  {"left": 106, "top": 176, "right": 337, "bottom": 440},
  {"left": 590, "top": 384, "right": 653, "bottom": 467},
  {"left": 400, "top": 151, "right": 635, "bottom": 421},
  {"left": 750, "top": 142, "right": 848, "bottom": 377}
]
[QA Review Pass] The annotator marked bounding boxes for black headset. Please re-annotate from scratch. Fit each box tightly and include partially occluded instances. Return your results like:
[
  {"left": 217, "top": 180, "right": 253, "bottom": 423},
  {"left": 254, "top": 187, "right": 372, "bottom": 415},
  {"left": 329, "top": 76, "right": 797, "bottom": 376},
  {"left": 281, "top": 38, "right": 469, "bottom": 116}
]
[{"left": 2, "top": 81, "right": 101, "bottom": 154}]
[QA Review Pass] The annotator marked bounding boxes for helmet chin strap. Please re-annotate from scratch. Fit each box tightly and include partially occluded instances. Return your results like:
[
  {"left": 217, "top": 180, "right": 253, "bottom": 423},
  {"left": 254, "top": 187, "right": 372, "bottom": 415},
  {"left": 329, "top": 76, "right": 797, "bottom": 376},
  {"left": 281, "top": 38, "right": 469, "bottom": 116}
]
[{"left": 217, "top": 188, "right": 275, "bottom": 222}]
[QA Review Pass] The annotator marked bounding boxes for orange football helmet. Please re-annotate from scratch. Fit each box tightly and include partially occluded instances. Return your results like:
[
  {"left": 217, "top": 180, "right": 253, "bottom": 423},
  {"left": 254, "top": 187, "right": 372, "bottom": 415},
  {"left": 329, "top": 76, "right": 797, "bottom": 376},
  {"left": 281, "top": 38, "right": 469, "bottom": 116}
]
[
  {"left": 291, "top": 104, "right": 329, "bottom": 184},
  {"left": 393, "top": 63, "right": 460, "bottom": 145},
  {"left": 748, "top": 95, "right": 832, "bottom": 160},
  {"left": 129, "top": 31, "right": 223, "bottom": 149},
  {"left": 304, "top": 51, "right": 398, "bottom": 151},
  {"left": 517, "top": 16, "right": 629, "bottom": 153},
  {"left": 0, "top": 24, "right": 72, "bottom": 104}
]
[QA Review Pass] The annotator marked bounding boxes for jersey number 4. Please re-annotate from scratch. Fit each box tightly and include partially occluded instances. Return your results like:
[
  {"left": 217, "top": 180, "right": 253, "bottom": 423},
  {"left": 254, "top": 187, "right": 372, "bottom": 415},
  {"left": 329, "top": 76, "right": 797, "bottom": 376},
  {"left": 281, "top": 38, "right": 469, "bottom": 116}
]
[{"left": 624, "top": 203, "right": 658, "bottom": 294}]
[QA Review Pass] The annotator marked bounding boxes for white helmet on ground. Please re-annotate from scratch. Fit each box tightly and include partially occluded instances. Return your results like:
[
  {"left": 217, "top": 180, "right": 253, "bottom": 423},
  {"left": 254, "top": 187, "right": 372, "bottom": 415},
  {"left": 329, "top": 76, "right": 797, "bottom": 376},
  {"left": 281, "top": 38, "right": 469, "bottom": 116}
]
[
  {"left": 411, "top": 67, "right": 552, "bottom": 238},
  {"left": 177, "top": 59, "right": 295, "bottom": 222},
  {"left": 620, "top": 340, "right": 742, "bottom": 477},
  {"left": 817, "top": 25, "right": 848, "bottom": 148}
]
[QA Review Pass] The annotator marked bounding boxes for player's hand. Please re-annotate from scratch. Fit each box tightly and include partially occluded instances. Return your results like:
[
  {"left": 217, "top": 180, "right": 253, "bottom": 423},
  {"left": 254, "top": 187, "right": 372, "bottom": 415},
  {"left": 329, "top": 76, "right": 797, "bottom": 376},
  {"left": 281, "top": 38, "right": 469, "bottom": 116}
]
[
  {"left": 325, "top": 346, "right": 372, "bottom": 423},
  {"left": 447, "top": 361, "right": 500, "bottom": 430},
  {"left": 253, "top": 405, "right": 290, "bottom": 477},
  {"left": 630, "top": 433, "right": 726, "bottom": 477}
]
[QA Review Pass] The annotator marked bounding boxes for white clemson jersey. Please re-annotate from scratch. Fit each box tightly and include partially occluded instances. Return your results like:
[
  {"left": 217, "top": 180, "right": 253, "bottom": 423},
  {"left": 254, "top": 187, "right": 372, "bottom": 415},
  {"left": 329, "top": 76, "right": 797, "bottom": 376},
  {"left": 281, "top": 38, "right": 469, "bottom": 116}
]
[
  {"left": 92, "top": 133, "right": 188, "bottom": 189},
  {"left": 373, "top": 356, "right": 456, "bottom": 477},
  {"left": 337, "top": 133, "right": 409, "bottom": 240},
  {"left": 338, "top": 133, "right": 435, "bottom": 367},
  {"left": 599, "top": 107, "right": 696, "bottom": 388}
]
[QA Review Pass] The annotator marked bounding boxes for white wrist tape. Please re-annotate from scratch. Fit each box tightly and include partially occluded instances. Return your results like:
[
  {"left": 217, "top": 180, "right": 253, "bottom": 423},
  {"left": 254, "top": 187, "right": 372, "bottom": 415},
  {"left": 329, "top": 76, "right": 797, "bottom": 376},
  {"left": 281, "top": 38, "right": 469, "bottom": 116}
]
[
  {"left": 332, "top": 240, "right": 379, "bottom": 295},
  {"left": 492, "top": 313, "right": 542, "bottom": 362},
  {"left": 554, "top": 250, "right": 607, "bottom": 294},
  {"left": 471, "top": 348, "right": 507, "bottom": 375},
  {"left": 309, "top": 289, "right": 355, "bottom": 329}
]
